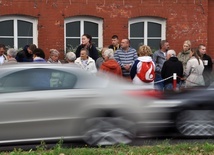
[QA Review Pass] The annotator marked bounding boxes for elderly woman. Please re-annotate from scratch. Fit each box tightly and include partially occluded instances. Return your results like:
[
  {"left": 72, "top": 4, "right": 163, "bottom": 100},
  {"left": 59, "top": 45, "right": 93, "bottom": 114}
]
[
  {"left": 99, "top": 48, "right": 122, "bottom": 76},
  {"left": 74, "top": 48, "right": 97, "bottom": 73},
  {"left": 65, "top": 52, "right": 76, "bottom": 63},
  {"left": 5, "top": 48, "right": 17, "bottom": 64},
  {"left": 47, "top": 49, "right": 61, "bottom": 63}
]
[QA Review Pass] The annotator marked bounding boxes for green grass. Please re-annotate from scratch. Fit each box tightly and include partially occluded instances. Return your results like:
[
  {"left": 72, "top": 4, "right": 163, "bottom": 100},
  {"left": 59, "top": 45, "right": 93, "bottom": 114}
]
[{"left": 1, "top": 141, "right": 214, "bottom": 155}]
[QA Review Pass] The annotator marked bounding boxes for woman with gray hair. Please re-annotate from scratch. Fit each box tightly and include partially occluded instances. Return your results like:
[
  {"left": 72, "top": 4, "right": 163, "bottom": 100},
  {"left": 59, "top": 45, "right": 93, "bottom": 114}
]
[
  {"left": 5, "top": 48, "right": 18, "bottom": 64},
  {"left": 47, "top": 49, "right": 61, "bottom": 63},
  {"left": 66, "top": 52, "right": 76, "bottom": 63},
  {"left": 99, "top": 49, "right": 122, "bottom": 76}
]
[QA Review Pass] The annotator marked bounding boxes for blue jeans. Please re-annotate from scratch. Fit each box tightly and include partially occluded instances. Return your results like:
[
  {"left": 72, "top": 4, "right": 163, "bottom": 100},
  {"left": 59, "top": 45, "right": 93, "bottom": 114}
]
[
  {"left": 164, "top": 82, "right": 181, "bottom": 91},
  {"left": 154, "top": 73, "right": 164, "bottom": 91}
]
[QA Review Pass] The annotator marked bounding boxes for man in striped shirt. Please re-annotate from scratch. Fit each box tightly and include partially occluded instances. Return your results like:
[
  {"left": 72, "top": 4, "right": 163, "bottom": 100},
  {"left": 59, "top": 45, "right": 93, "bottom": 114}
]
[{"left": 114, "top": 39, "right": 138, "bottom": 79}]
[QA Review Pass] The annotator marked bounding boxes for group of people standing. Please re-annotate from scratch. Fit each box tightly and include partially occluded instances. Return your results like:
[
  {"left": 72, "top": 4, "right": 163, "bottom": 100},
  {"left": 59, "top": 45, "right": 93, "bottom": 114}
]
[
  {"left": 0, "top": 34, "right": 213, "bottom": 91},
  {"left": 0, "top": 44, "right": 62, "bottom": 64},
  {"left": 154, "top": 40, "right": 213, "bottom": 91}
]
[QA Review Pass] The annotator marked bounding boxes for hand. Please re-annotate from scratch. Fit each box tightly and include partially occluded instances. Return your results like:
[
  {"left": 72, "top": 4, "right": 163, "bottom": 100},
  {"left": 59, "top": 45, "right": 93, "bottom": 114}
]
[{"left": 123, "top": 64, "right": 131, "bottom": 71}]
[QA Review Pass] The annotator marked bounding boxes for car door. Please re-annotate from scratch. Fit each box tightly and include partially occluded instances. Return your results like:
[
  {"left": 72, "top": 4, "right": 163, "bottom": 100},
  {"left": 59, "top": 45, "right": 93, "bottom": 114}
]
[{"left": 0, "top": 68, "right": 99, "bottom": 142}]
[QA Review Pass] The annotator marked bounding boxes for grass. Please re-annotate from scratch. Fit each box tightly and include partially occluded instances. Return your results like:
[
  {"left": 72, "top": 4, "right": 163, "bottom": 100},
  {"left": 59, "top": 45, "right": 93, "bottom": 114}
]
[{"left": 1, "top": 140, "right": 214, "bottom": 155}]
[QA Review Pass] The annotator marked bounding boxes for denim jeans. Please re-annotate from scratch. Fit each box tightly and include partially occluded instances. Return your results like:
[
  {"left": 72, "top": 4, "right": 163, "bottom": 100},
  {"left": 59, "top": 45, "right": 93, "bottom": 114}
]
[
  {"left": 164, "top": 83, "right": 181, "bottom": 91},
  {"left": 154, "top": 73, "right": 164, "bottom": 91}
]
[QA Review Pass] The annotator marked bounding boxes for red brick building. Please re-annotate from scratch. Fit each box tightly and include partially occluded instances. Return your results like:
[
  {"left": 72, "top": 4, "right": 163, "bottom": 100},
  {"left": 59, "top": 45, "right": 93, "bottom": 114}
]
[{"left": 0, "top": 0, "right": 213, "bottom": 60}]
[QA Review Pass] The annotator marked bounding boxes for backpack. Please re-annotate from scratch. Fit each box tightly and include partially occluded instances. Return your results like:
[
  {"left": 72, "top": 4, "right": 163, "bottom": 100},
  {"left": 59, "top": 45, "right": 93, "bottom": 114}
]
[{"left": 137, "top": 61, "right": 155, "bottom": 83}]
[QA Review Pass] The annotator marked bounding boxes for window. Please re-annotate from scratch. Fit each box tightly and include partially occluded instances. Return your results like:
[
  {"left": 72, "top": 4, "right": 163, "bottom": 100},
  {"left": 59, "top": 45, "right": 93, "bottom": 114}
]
[
  {"left": 65, "top": 17, "right": 103, "bottom": 52},
  {"left": 129, "top": 17, "right": 166, "bottom": 51},
  {"left": 0, "top": 68, "right": 77, "bottom": 92},
  {"left": 0, "top": 16, "right": 38, "bottom": 49}
]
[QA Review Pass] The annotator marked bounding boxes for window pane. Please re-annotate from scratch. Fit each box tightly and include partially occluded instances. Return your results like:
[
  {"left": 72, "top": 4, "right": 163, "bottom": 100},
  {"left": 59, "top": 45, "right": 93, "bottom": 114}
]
[
  {"left": 18, "top": 38, "right": 33, "bottom": 49},
  {"left": 148, "top": 22, "right": 161, "bottom": 37},
  {"left": 84, "top": 21, "right": 98, "bottom": 37},
  {"left": 18, "top": 20, "right": 33, "bottom": 36},
  {"left": 66, "top": 39, "right": 80, "bottom": 52},
  {"left": 130, "top": 39, "right": 144, "bottom": 50},
  {"left": 130, "top": 22, "right": 144, "bottom": 37},
  {"left": 148, "top": 39, "right": 161, "bottom": 51},
  {"left": 0, "top": 20, "right": 13, "bottom": 36},
  {"left": 0, "top": 38, "right": 14, "bottom": 48},
  {"left": 66, "top": 21, "right": 80, "bottom": 37},
  {"left": 91, "top": 39, "right": 98, "bottom": 47}
]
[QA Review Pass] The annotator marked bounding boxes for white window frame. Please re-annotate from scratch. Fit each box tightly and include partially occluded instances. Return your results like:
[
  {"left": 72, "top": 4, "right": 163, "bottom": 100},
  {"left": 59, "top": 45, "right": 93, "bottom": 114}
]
[
  {"left": 0, "top": 16, "right": 38, "bottom": 49},
  {"left": 129, "top": 17, "right": 166, "bottom": 45},
  {"left": 64, "top": 17, "right": 103, "bottom": 51}
]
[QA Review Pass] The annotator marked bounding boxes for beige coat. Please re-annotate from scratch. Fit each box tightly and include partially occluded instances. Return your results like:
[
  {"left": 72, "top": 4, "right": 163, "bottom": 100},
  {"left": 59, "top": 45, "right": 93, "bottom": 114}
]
[{"left": 184, "top": 56, "right": 205, "bottom": 88}]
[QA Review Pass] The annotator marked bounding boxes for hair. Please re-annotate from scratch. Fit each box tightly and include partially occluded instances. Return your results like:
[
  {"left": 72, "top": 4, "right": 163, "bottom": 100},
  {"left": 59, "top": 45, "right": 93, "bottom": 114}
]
[
  {"left": 82, "top": 34, "right": 92, "bottom": 44},
  {"left": 111, "top": 35, "right": 119, "bottom": 39},
  {"left": 121, "top": 38, "right": 130, "bottom": 45},
  {"left": 66, "top": 52, "right": 76, "bottom": 62},
  {"left": 138, "top": 45, "right": 152, "bottom": 56},
  {"left": 0, "top": 44, "right": 6, "bottom": 50},
  {"left": 50, "top": 49, "right": 60, "bottom": 57},
  {"left": 103, "top": 49, "right": 114, "bottom": 59},
  {"left": 159, "top": 40, "right": 168, "bottom": 49},
  {"left": 183, "top": 40, "right": 191, "bottom": 49},
  {"left": 29, "top": 44, "right": 37, "bottom": 52},
  {"left": 198, "top": 44, "right": 206, "bottom": 49},
  {"left": 167, "top": 49, "right": 176, "bottom": 57},
  {"left": 192, "top": 48, "right": 202, "bottom": 65},
  {"left": 33, "top": 48, "right": 45, "bottom": 59},
  {"left": 7, "top": 48, "right": 17, "bottom": 58},
  {"left": 80, "top": 48, "right": 89, "bottom": 56},
  {"left": 101, "top": 47, "right": 109, "bottom": 54}
]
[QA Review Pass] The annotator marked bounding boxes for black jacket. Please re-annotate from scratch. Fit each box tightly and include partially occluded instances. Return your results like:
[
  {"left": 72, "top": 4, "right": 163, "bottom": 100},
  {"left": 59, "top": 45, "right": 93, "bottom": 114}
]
[
  {"left": 75, "top": 44, "right": 99, "bottom": 61},
  {"left": 161, "top": 57, "right": 183, "bottom": 85},
  {"left": 15, "top": 45, "right": 33, "bottom": 62},
  {"left": 202, "top": 54, "right": 213, "bottom": 86}
]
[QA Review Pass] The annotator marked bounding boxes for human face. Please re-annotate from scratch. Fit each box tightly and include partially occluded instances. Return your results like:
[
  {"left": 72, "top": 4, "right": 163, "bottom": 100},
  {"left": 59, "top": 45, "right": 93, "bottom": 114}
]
[
  {"left": 0, "top": 47, "right": 5, "bottom": 56},
  {"left": 120, "top": 39, "right": 129, "bottom": 50},
  {"left": 80, "top": 50, "right": 88, "bottom": 60},
  {"left": 199, "top": 45, "right": 206, "bottom": 55},
  {"left": 112, "top": 38, "right": 119, "bottom": 46},
  {"left": 163, "top": 42, "right": 170, "bottom": 52},
  {"left": 81, "top": 36, "right": 90, "bottom": 45},
  {"left": 51, "top": 54, "right": 59, "bottom": 62},
  {"left": 183, "top": 44, "right": 190, "bottom": 52}
]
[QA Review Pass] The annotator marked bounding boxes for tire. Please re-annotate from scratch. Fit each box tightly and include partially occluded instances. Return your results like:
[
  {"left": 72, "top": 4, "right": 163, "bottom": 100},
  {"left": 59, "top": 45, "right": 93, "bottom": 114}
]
[
  {"left": 83, "top": 117, "right": 135, "bottom": 146},
  {"left": 176, "top": 110, "right": 214, "bottom": 136}
]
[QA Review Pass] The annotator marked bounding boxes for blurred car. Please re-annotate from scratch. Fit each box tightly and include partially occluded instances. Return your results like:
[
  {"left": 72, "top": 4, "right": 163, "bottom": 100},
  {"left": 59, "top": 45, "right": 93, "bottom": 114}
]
[
  {"left": 140, "top": 87, "right": 214, "bottom": 138},
  {"left": 0, "top": 63, "right": 156, "bottom": 146}
]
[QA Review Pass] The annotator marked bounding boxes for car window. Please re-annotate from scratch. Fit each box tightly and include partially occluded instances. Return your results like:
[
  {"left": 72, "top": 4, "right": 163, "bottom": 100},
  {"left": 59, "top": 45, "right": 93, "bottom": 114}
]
[{"left": 0, "top": 68, "right": 77, "bottom": 92}]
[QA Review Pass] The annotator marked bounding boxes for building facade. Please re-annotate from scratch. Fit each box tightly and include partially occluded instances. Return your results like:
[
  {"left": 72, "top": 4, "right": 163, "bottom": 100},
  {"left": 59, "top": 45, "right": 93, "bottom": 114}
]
[{"left": 0, "top": 0, "right": 213, "bottom": 59}]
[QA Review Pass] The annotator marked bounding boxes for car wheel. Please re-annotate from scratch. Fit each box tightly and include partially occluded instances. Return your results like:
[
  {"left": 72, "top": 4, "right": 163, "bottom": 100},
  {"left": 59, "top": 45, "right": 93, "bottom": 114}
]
[
  {"left": 83, "top": 117, "right": 135, "bottom": 146},
  {"left": 176, "top": 110, "right": 214, "bottom": 136}
]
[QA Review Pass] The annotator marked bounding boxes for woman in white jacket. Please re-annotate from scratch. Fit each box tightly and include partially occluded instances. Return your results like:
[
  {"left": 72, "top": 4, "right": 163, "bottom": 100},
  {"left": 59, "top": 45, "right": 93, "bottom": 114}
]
[
  {"left": 74, "top": 48, "right": 97, "bottom": 74},
  {"left": 130, "top": 45, "right": 155, "bottom": 89},
  {"left": 184, "top": 49, "right": 205, "bottom": 88}
]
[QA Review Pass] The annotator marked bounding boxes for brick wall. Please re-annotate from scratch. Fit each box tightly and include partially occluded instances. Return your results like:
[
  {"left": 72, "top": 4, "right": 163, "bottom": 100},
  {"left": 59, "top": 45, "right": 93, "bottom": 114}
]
[{"left": 0, "top": 0, "right": 212, "bottom": 59}]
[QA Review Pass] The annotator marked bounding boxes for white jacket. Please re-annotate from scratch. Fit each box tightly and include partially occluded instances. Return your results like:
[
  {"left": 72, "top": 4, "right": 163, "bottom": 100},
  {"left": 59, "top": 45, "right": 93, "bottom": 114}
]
[
  {"left": 132, "top": 56, "right": 155, "bottom": 89},
  {"left": 75, "top": 56, "right": 97, "bottom": 74},
  {"left": 185, "top": 56, "right": 205, "bottom": 88}
]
